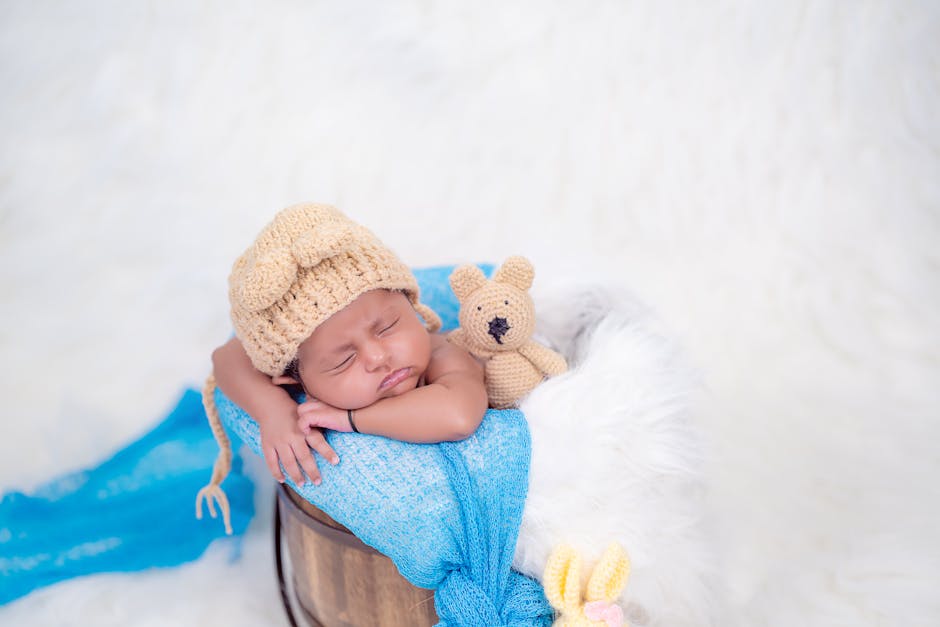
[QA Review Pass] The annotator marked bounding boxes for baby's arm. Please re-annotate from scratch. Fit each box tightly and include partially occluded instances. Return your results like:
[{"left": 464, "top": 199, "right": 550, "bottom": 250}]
[
  {"left": 297, "top": 335, "right": 488, "bottom": 443},
  {"left": 212, "top": 337, "right": 338, "bottom": 484}
]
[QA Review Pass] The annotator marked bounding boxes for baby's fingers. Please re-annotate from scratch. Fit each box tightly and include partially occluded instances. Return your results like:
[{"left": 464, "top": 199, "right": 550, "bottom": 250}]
[
  {"left": 306, "top": 430, "right": 340, "bottom": 466},
  {"left": 278, "top": 444, "right": 306, "bottom": 486},
  {"left": 296, "top": 406, "right": 317, "bottom": 433},
  {"left": 297, "top": 415, "right": 314, "bottom": 435},
  {"left": 292, "top": 443, "right": 322, "bottom": 486},
  {"left": 263, "top": 445, "right": 285, "bottom": 483}
]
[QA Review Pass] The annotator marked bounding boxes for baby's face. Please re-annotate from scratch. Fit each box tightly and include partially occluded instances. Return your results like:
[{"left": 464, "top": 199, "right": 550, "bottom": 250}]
[{"left": 293, "top": 289, "right": 432, "bottom": 410}]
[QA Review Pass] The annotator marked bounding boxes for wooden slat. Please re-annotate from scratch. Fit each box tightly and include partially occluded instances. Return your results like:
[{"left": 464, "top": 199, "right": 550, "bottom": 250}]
[{"left": 278, "top": 485, "right": 438, "bottom": 626}]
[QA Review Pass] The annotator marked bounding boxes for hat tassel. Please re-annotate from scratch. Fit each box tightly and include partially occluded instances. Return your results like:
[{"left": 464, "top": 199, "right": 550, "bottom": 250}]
[
  {"left": 195, "top": 374, "right": 233, "bottom": 535},
  {"left": 414, "top": 302, "right": 442, "bottom": 333}
]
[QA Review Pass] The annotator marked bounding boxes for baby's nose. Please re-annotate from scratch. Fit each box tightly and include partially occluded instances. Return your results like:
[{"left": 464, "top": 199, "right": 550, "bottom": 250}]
[{"left": 363, "top": 342, "right": 389, "bottom": 369}]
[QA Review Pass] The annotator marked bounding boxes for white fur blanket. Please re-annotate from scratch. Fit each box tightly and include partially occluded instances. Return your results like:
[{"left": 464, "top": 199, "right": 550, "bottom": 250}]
[
  {"left": 1, "top": 2, "right": 936, "bottom": 625},
  {"left": 517, "top": 287, "right": 714, "bottom": 626}
]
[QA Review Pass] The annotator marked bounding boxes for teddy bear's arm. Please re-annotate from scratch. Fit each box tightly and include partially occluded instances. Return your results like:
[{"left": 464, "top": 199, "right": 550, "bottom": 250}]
[{"left": 518, "top": 341, "right": 568, "bottom": 377}]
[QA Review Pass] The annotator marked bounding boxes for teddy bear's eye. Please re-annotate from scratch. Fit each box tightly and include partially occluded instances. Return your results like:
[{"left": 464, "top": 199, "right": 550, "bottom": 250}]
[
  {"left": 504, "top": 300, "right": 509, "bottom": 305},
  {"left": 477, "top": 306, "right": 482, "bottom": 311}
]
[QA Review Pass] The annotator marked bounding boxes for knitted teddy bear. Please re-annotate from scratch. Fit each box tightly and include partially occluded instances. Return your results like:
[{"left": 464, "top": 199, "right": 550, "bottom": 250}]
[{"left": 448, "top": 256, "right": 568, "bottom": 409}]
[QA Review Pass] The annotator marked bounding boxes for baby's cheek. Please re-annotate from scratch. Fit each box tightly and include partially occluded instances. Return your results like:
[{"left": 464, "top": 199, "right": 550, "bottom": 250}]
[
  {"left": 335, "top": 377, "right": 380, "bottom": 410},
  {"left": 405, "top": 331, "right": 432, "bottom": 363}
]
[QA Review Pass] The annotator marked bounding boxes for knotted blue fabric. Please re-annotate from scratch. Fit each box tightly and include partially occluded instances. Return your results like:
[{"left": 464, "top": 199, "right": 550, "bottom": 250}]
[{"left": 214, "top": 264, "right": 553, "bottom": 626}]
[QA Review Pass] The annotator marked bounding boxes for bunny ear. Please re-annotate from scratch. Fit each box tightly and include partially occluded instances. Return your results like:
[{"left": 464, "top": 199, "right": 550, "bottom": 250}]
[
  {"left": 543, "top": 544, "right": 583, "bottom": 613},
  {"left": 234, "top": 247, "right": 298, "bottom": 312},
  {"left": 585, "top": 543, "right": 631, "bottom": 604}
]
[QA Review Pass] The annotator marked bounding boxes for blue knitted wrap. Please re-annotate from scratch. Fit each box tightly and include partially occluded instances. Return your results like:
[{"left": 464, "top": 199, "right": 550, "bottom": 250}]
[{"left": 214, "top": 266, "right": 552, "bottom": 626}]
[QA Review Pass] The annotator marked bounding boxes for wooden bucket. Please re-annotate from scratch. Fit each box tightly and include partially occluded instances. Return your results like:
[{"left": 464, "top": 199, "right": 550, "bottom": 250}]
[{"left": 275, "top": 484, "right": 438, "bottom": 627}]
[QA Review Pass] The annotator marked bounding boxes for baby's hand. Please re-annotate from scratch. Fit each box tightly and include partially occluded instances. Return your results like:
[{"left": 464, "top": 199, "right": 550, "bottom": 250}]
[
  {"left": 259, "top": 411, "right": 339, "bottom": 486},
  {"left": 297, "top": 399, "right": 354, "bottom": 434}
]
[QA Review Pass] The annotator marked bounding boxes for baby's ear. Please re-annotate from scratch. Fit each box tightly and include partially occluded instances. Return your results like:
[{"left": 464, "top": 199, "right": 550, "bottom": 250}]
[{"left": 272, "top": 374, "right": 300, "bottom": 386}]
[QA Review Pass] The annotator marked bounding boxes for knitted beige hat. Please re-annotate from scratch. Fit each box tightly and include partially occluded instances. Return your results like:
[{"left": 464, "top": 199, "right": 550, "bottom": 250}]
[{"left": 229, "top": 202, "right": 441, "bottom": 377}]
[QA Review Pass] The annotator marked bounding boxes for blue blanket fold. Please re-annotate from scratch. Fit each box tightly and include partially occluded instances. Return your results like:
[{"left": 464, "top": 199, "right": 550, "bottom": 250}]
[{"left": 0, "top": 390, "right": 254, "bottom": 605}]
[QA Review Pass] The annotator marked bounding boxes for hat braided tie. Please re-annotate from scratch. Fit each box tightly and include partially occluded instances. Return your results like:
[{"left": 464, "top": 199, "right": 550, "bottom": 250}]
[{"left": 194, "top": 374, "right": 233, "bottom": 535}]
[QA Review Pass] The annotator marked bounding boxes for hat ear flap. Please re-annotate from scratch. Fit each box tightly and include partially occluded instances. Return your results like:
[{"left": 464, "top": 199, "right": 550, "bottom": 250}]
[
  {"left": 449, "top": 264, "right": 487, "bottom": 301},
  {"left": 234, "top": 248, "right": 298, "bottom": 312},
  {"left": 492, "top": 255, "right": 534, "bottom": 291}
]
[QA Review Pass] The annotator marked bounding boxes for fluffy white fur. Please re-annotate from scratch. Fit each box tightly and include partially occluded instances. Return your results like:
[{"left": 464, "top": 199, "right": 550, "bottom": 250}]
[
  {"left": 517, "top": 286, "right": 716, "bottom": 626},
  {"left": 1, "top": 1, "right": 937, "bottom": 625}
]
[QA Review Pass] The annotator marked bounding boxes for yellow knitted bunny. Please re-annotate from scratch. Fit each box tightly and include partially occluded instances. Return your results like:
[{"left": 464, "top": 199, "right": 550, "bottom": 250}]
[{"left": 543, "top": 543, "right": 631, "bottom": 627}]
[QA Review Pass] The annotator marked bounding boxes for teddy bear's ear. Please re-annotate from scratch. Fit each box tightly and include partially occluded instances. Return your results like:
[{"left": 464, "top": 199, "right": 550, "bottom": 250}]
[
  {"left": 449, "top": 264, "right": 488, "bottom": 301},
  {"left": 493, "top": 255, "right": 534, "bottom": 291}
]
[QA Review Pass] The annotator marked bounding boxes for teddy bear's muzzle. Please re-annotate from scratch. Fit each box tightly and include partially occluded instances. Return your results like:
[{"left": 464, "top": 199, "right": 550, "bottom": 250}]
[{"left": 488, "top": 316, "right": 511, "bottom": 344}]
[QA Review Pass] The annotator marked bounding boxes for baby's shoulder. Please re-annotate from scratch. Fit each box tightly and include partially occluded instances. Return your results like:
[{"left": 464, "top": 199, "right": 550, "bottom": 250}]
[
  {"left": 429, "top": 332, "right": 469, "bottom": 358},
  {"left": 428, "top": 332, "right": 457, "bottom": 362},
  {"left": 426, "top": 333, "right": 484, "bottom": 380},
  {"left": 429, "top": 332, "right": 449, "bottom": 350}
]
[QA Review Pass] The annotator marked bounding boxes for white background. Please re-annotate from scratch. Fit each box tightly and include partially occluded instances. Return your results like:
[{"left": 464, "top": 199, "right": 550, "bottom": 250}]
[{"left": 1, "top": 1, "right": 937, "bottom": 625}]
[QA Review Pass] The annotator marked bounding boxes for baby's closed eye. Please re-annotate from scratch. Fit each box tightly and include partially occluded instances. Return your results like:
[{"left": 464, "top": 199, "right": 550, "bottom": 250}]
[
  {"left": 377, "top": 317, "right": 399, "bottom": 335},
  {"left": 329, "top": 353, "right": 355, "bottom": 372}
]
